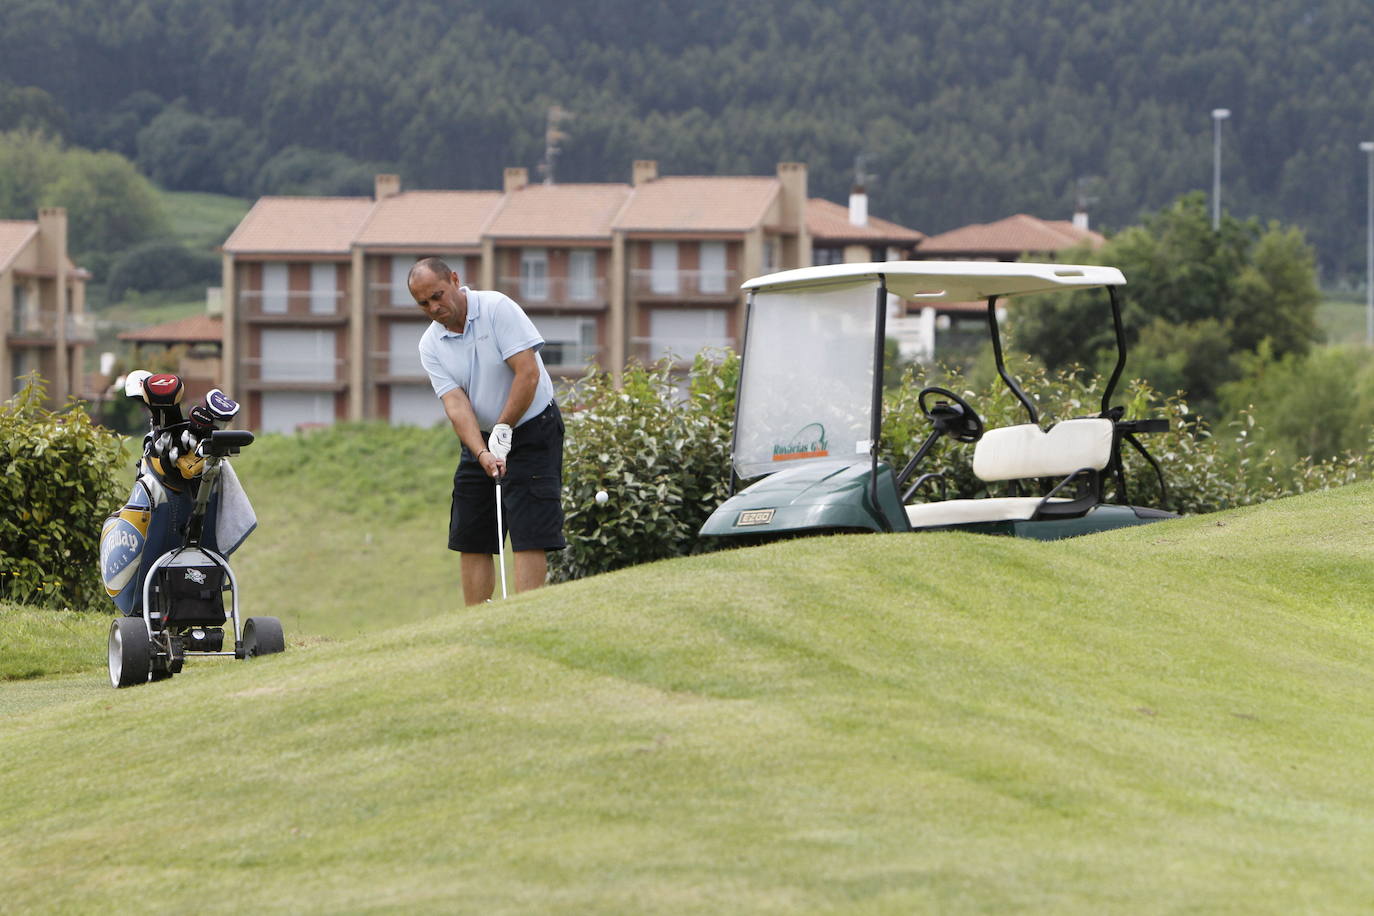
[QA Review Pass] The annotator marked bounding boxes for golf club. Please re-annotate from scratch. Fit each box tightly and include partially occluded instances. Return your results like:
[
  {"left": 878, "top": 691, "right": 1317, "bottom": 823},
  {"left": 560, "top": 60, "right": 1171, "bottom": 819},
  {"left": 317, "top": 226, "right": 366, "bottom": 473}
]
[{"left": 494, "top": 473, "right": 508, "bottom": 599}]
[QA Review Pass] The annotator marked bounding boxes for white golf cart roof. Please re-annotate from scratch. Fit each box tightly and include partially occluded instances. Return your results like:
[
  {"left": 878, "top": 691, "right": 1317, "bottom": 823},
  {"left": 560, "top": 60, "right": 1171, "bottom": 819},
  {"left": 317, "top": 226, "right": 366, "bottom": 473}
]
[{"left": 742, "top": 260, "right": 1125, "bottom": 301}]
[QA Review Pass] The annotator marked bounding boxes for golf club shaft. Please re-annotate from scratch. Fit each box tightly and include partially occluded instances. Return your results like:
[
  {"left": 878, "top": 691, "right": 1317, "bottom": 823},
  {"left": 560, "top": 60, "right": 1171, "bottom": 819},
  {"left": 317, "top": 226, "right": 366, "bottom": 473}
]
[{"left": 495, "top": 476, "right": 508, "bottom": 599}]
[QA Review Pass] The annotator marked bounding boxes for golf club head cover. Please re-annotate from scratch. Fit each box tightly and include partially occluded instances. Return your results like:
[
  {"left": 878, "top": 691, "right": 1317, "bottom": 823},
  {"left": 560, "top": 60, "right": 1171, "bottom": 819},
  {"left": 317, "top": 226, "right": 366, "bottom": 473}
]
[
  {"left": 488, "top": 423, "right": 513, "bottom": 461},
  {"left": 187, "top": 404, "right": 216, "bottom": 438},
  {"left": 204, "top": 388, "right": 240, "bottom": 427},
  {"left": 123, "top": 369, "right": 153, "bottom": 401},
  {"left": 144, "top": 374, "right": 185, "bottom": 427},
  {"left": 143, "top": 374, "right": 184, "bottom": 409}
]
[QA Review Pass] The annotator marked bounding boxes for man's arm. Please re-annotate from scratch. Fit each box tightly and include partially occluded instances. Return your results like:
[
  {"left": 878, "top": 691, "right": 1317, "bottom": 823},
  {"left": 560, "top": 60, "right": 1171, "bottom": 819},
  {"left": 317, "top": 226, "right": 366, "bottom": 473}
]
[
  {"left": 496, "top": 348, "right": 540, "bottom": 427},
  {"left": 440, "top": 387, "right": 501, "bottom": 477}
]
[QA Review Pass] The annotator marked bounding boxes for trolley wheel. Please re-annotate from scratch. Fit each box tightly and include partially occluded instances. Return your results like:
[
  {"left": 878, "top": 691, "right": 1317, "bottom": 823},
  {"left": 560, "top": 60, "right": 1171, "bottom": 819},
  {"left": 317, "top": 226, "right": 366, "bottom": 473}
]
[
  {"left": 242, "top": 617, "right": 285, "bottom": 657},
  {"left": 108, "top": 618, "right": 151, "bottom": 688}
]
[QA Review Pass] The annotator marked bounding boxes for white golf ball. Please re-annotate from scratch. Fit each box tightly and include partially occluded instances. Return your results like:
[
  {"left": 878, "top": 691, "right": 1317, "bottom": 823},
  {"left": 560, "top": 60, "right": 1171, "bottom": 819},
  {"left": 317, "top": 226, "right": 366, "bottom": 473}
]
[{"left": 595, "top": 490, "right": 609, "bottom": 505}]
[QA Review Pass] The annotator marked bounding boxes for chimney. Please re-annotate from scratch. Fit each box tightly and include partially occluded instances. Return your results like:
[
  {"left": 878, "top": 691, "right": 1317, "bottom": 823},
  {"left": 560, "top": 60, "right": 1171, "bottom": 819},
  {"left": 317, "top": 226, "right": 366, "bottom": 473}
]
[
  {"left": 504, "top": 167, "right": 528, "bottom": 193},
  {"left": 374, "top": 174, "right": 401, "bottom": 200},
  {"left": 1072, "top": 209, "right": 1090, "bottom": 231},
  {"left": 848, "top": 186, "right": 868, "bottom": 227},
  {"left": 37, "top": 207, "right": 67, "bottom": 268},
  {"left": 775, "top": 162, "right": 807, "bottom": 229},
  {"left": 632, "top": 160, "right": 658, "bottom": 186}
]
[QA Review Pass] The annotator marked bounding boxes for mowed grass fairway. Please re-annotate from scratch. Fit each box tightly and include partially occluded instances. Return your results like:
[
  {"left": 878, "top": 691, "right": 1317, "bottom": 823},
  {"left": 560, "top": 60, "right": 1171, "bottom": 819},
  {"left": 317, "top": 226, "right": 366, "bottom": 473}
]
[{"left": 4, "top": 476, "right": 1374, "bottom": 912}]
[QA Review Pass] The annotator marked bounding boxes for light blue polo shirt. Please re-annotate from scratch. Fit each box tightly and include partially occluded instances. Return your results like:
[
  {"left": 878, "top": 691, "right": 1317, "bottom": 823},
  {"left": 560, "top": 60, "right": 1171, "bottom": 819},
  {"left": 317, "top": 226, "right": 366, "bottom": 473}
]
[{"left": 418, "top": 288, "right": 555, "bottom": 430}]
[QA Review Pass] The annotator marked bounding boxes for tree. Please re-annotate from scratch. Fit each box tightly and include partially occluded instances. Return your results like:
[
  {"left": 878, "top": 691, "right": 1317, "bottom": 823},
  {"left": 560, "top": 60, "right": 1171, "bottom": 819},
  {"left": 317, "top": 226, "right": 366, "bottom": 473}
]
[
  {"left": 0, "top": 130, "right": 63, "bottom": 218},
  {"left": 1008, "top": 192, "right": 1321, "bottom": 415},
  {"left": 135, "top": 102, "right": 263, "bottom": 195},
  {"left": 0, "top": 82, "right": 68, "bottom": 137},
  {"left": 43, "top": 147, "right": 169, "bottom": 256}
]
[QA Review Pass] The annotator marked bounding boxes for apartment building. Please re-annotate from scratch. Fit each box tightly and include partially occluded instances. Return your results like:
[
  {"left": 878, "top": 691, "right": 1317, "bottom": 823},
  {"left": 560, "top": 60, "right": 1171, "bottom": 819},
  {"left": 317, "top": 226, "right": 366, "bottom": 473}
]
[
  {"left": 485, "top": 168, "right": 629, "bottom": 381},
  {"left": 221, "top": 196, "right": 375, "bottom": 434},
  {"left": 0, "top": 208, "right": 93, "bottom": 408},
  {"left": 615, "top": 160, "right": 808, "bottom": 368},
  {"left": 220, "top": 161, "right": 811, "bottom": 433}
]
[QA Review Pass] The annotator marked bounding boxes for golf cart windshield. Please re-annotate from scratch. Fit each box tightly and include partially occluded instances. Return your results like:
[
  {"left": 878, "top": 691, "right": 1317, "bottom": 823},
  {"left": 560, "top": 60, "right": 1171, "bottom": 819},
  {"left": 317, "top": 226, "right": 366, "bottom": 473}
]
[
  {"left": 731, "top": 262, "right": 1127, "bottom": 482},
  {"left": 733, "top": 279, "right": 878, "bottom": 480}
]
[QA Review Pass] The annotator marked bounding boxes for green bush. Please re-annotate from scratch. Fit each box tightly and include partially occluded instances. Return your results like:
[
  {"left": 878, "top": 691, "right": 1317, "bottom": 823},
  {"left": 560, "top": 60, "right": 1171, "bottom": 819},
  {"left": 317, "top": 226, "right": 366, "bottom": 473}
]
[
  {"left": 0, "top": 376, "right": 130, "bottom": 610},
  {"left": 551, "top": 352, "right": 737, "bottom": 582},
  {"left": 106, "top": 240, "right": 220, "bottom": 302}
]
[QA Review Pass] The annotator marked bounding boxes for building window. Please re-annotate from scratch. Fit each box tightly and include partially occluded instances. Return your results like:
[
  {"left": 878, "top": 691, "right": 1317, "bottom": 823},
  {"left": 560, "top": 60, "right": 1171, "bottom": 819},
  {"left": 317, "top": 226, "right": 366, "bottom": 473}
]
[
  {"left": 389, "top": 385, "right": 444, "bottom": 427},
  {"left": 538, "top": 315, "right": 598, "bottom": 368},
  {"left": 260, "top": 392, "right": 333, "bottom": 434},
  {"left": 521, "top": 248, "right": 548, "bottom": 301},
  {"left": 813, "top": 247, "right": 844, "bottom": 266},
  {"left": 700, "top": 242, "right": 727, "bottom": 293},
  {"left": 649, "top": 308, "right": 728, "bottom": 361},
  {"left": 11, "top": 284, "right": 34, "bottom": 334},
  {"left": 651, "top": 241, "right": 679, "bottom": 294},
  {"left": 261, "top": 328, "right": 335, "bottom": 382},
  {"left": 569, "top": 250, "right": 597, "bottom": 301},
  {"left": 262, "top": 263, "right": 289, "bottom": 313},
  {"left": 310, "top": 263, "right": 337, "bottom": 314},
  {"left": 387, "top": 321, "right": 428, "bottom": 376},
  {"left": 12, "top": 348, "right": 39, "bottom": 391},
  {"left": 390, "top": 256, "right": 415, "bottom": 306},
  {"left": 762, "top": 239, "right": 779, "bottom": 274}
]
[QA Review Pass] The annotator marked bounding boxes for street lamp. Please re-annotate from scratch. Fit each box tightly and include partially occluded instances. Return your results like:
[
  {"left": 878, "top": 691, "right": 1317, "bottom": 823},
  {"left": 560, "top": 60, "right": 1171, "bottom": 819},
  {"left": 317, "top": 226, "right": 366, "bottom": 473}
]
[
  {"left": 1211, "top": 108, "right": 1231, "bottom": 231},
  {"left": 1361, "top": 141, "right": 1374, "bottom": 346}
]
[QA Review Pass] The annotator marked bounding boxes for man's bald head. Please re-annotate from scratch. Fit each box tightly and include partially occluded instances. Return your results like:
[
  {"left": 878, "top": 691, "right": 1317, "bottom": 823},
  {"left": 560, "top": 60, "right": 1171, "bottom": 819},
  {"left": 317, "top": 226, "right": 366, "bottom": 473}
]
[{"left": 408, "top": 256, "right": 453, "bottom": 290}]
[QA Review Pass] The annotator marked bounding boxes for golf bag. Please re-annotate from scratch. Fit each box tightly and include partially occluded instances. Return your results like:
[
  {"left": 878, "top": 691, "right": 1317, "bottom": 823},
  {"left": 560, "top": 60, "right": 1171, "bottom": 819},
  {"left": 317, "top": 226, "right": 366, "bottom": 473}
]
[{"left": 99, "top": 377, "right": 256, "bottom": 617}]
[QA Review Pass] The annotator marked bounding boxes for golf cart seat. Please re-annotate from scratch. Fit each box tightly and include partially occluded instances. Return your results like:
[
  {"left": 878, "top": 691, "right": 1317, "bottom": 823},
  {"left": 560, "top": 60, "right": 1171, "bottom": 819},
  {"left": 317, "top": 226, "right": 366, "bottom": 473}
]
[{"left": 905, "top": 418, "right": 1113, "bottom": 528}]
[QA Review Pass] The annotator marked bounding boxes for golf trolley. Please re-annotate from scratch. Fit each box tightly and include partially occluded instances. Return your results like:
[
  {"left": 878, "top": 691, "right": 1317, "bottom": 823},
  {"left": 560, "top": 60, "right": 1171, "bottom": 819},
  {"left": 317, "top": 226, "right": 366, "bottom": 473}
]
[
  {"left": 103, "top": 372, "right": 284, "bottom": 688},
  {"left": 699, "top": 261, "right": 1176, "bottom": 543}
]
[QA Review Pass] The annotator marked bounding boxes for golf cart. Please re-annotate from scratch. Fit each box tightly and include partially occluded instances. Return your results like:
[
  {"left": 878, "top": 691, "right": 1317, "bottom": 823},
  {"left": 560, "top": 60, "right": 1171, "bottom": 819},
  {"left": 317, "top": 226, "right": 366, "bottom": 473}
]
[{"left": 698, "top": 261, "right": 1175, "bottom": 542}]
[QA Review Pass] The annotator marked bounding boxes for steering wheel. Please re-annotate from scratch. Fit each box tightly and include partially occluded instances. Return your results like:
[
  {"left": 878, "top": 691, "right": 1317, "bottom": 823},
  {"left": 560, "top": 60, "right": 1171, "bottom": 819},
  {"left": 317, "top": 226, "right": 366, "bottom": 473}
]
[{"left": 918, "top": 386, "right": 985, "bottom": 443}]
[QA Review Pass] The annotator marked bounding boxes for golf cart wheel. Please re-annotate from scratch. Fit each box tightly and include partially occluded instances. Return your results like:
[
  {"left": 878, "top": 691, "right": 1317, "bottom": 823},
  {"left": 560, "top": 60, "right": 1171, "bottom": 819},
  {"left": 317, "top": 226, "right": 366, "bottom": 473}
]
[
  {"left": 242, "top": 617, "right": 285, "bottom": 657},
  {"left": 108, "top": 618, "right": 151, "bottom": 688}
]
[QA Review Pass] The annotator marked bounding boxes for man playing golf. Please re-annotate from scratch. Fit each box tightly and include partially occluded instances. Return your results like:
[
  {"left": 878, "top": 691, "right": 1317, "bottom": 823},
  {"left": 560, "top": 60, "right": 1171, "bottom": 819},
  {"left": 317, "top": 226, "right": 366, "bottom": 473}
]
[{"left": 410, "top": 257, "right": 566, "bottom": 604}]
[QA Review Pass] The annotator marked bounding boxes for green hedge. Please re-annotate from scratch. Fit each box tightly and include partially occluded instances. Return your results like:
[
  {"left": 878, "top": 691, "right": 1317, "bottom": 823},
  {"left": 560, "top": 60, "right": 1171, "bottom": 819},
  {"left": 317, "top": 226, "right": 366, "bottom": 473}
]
[
  {"left": 1, "top": 377, "right": 129, "bottom": 610},
  {"left": 551, "top": 353, "right": 737, "bottom": 582}
]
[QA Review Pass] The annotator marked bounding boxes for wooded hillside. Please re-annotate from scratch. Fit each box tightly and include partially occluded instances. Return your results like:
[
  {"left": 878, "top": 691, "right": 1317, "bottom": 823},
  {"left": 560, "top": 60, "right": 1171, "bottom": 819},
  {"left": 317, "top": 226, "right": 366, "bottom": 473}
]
[{"left": 2, "top": 0, "right": 1372, "bottom": 278}]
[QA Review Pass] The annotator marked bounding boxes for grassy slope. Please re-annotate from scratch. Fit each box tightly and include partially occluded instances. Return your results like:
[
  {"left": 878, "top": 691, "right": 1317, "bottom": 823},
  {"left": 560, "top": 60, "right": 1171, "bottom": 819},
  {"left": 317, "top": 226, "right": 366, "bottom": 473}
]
[
  {"left": 1318, "top": 295, "right": 1368, "bottom": 346},
  {"left": 3, "top": 481, "right": 1374, "bottom": 912},
  {"left": 158, "top": 189, "right": 251, "bottom": 253}
]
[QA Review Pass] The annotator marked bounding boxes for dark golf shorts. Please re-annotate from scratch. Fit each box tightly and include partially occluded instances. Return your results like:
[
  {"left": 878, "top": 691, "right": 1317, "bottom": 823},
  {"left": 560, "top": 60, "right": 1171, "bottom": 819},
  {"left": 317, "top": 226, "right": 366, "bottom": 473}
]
[{"left": 449, "top": 401, "right": 567, "bottom": 554}]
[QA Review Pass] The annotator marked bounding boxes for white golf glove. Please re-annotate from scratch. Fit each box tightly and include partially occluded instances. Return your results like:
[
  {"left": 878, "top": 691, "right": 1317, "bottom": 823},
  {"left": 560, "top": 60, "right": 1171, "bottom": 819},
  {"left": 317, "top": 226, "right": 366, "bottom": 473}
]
[{"left": 488, "top": 423, "right": 513, "bottom": 461}]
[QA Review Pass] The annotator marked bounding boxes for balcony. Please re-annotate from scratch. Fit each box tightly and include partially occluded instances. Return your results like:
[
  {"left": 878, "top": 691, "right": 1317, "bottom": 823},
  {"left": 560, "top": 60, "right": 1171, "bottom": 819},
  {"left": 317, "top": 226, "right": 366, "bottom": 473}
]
[
  {"left": 630, "top": 269, "right": 739, "bottom": 302},
  {"left": 240, "top": 356, "right": 346, "bottom": 391},
  {"left": 371, "top": 351, "right": 429, "bottom": 385},
  {"left": 497, "top": 276, "right": 609, "bottom": 310},
  {"left": 238, "top": 290, "right": 347, "bottom": 323},
  {"left": 628, "top": 336, "right": 736, "bottom": 367},
  {"left": 8, "top": 309, "right": 97, "bottom": 343},
  {"left": 369, "top": 282, "right": 421, "bottom": 315}
]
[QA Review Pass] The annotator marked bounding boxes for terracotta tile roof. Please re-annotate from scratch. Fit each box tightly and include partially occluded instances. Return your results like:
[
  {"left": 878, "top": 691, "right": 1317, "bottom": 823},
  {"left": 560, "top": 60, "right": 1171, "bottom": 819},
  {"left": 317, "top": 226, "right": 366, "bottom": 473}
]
[
  {"left": 614, "top": 176, "right": 780, "bottom": 232},
  {"left": 356, "top": 191, "right": 505, "bottom": 247},
  {"left": 919, "top": 214, "right": 1105, "bottom": 256},
  {"left": 0, "top": 220, "right": 38, "bottom": 272},
  {"left": 118, "top": 313, "right": 224, "bottom": 344},
  {"left": 222, "top": 197, "right": 375, "bottom": 254},
  {"left": 485, "top": 184, "right": 632, "bottom": 239},
  {"left": 806, "top": 198, "right": 924, "bottom": 244}
]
